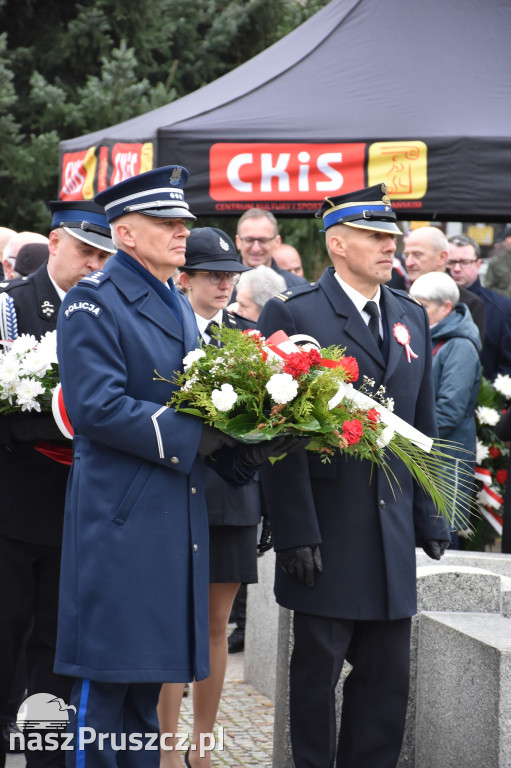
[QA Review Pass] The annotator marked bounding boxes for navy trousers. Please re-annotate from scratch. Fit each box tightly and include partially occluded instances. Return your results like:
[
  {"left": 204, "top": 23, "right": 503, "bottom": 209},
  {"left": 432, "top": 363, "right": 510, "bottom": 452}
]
[
  {"left": 290, "top": 612, "right": 412, "bottom": 768},
  {"left": 66, "top": 679, "right": 162, "bottom": 768}
]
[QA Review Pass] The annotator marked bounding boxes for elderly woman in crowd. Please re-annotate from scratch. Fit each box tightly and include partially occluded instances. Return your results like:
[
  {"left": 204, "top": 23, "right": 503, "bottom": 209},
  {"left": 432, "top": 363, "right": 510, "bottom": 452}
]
[
  {"left": 234, "top": 264, "right": 286, "bottom": 322},
  {"left": 410, "top": 271, "right": 481, "bottom": 547}
]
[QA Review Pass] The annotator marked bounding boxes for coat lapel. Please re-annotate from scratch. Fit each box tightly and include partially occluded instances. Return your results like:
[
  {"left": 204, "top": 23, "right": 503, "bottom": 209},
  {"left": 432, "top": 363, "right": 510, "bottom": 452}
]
[
  {"left": 108, "top": 261, "right": 186, "bottom": 342},
  {"left": 381, "top": 286, "right": 409, "bottom": 382}
]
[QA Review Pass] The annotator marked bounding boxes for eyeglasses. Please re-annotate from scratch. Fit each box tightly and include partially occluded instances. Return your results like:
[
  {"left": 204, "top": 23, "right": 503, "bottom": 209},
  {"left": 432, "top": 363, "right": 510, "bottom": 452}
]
[
  {"left": 446, "top": 259, "right": 478, "bottom": 268},
  {"left": 237, "top": 236, "right": 276, "bottom": 247},
  {"left": 193, "top": 271, "right": 240, "bottom": 285}
]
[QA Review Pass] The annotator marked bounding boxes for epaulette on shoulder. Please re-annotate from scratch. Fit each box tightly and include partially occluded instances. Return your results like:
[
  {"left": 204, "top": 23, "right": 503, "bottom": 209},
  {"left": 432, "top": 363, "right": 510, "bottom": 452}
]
[
  {"left": 226, "top": 310, "right": 256, "bottom": 329},
  {"left": 77, "top": 270, "right": 110, "bottom": 289},
  {"left": 0, "top": 276, "right": 30, "bottom": 293},
  {"left": 387, "top": 286, "right": 422, "bottom": 307},
  {"left": 274, "top": 282, "right": 317, "bottom": 302}
]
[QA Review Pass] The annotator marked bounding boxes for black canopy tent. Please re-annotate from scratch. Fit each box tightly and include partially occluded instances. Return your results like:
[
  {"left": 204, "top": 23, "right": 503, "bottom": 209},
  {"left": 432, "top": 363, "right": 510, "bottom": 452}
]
[{"left": 58, "top": 0, "right": 511, "bottom": 221}]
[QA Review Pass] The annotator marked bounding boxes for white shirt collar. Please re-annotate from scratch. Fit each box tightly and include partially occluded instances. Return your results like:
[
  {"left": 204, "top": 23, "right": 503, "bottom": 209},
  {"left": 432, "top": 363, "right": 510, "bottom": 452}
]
[
  {"left": 195, "top": 309, "right": 224, "bottom": 342},
  {"left": 47, "top": 265, "right": 67, "bottom": 301},
  {"left": 333, "top": 272, "right": 381, "bottom": 318}
]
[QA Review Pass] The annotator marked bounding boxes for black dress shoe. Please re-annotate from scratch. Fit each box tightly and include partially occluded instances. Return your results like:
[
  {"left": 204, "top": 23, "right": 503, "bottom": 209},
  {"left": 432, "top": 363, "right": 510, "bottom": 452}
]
[{"left": 228, "top": 627, "right": 245, "bottom": 654}]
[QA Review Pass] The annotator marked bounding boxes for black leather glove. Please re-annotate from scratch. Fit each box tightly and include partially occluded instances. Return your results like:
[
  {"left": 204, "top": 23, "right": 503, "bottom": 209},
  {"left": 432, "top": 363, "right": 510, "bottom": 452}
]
[
  {"left": 276, "top": 544, "right": 322, "bottom": 587},
  {"left": 240, "top": 434, "right": 309, "bottom": 468},
  {"left": 257, "top": 517, "right": 273, "bottom": 553},
  {"left": 9, "top": 414, "right": 66, "bottom": 443},
  {"left": 422, "top": 540, "right": 449, "bottom": 560},
  {"left": 198, "top": 424, "right": 237, "bottom": 457}
]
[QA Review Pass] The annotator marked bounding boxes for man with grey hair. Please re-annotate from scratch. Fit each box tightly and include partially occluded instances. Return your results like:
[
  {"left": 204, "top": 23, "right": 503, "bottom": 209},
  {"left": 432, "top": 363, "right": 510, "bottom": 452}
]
[
  {"left": 235, "top": 208, "right": 307, "bottom": 289},
  {"left": 2, "top": 231, "right": 49, "bottom": 281},
  {"left": 403, "top": 225, "right": 485, "bottom": 344},
  {"left": 235, "top": 264, "right": 286, "bottom": 321}
]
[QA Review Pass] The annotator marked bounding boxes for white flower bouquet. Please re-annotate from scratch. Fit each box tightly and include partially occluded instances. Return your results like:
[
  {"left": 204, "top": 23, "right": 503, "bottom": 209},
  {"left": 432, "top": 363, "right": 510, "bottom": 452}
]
[{"left": 0, "top": 331, "right": 59, "bottom": 414}]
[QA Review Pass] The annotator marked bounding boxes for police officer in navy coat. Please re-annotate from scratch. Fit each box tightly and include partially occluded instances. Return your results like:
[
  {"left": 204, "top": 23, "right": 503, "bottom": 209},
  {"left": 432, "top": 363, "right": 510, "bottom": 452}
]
[
  {"left": 0, "top": 201, "right": 114, "bottom": 768},
  {"left": 54, "top": 167, "right": 297, "bottom": 768},
  {"left": 257, "top": 184, "right": 450, "bottom": 768}
]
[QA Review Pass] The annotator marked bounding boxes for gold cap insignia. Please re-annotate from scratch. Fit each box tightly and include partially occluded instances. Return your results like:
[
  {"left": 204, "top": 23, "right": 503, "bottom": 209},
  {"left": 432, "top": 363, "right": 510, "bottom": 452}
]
[{"left": 169, "top": 168, "right": 182, "bottom": 186}]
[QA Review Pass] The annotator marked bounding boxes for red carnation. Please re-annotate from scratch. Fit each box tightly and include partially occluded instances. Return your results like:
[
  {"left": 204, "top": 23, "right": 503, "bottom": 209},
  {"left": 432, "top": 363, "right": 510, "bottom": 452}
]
[
  {"left": 307, "top": 348, "right": 323, "bottom": 367},
  {"left": 489, "top": 445, "right": 501, "bottom": 459},
  {"left": 367, "top": 408, "right": 381, "bottom": 424},
  {"left": 342, "top": 419, "right": 364, "bottom": 446},
  {"left": 283, "top": 352, "right": 311, "bottom": 379},
  {"left": 339, "top": 356, "right": 359, "bottom": 382},
  {"left": 496, "top": 469, "right": 508, "bottom": 485}
]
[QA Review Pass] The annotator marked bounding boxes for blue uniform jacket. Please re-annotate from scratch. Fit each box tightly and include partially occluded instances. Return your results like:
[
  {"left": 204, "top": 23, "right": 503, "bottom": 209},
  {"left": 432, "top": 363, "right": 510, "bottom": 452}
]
[
  {"left": 258, "top": 267, "right": 450, "bottom": 621},
  {"left": 54, "top": 253, "right": 233, "bottom": 683}
]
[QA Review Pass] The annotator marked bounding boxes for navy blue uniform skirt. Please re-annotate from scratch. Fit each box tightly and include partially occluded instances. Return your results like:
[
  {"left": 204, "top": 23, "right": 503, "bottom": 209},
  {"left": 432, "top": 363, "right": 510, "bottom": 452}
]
[{"left": 208, "top": 525, "right": 258, "bottom": 584}]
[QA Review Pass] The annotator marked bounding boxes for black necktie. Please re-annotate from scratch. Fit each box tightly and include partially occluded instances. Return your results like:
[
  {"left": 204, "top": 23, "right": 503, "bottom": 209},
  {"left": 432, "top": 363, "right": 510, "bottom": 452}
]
[
  {"left": 364, "top": 301, "right": 382, "bottom": 348},
  {"left": 205, "top": 321, "right": 221, "bottom": 347}
]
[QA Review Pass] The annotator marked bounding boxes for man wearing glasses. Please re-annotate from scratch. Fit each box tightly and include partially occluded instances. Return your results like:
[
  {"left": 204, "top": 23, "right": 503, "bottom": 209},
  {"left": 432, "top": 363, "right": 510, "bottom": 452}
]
[
  {"left": 448, "top": 233, "right": 511, "bottom": 381},
  {"left": 235, "top": 208, "right": 307, "bottom": 288},
  {"left": 403, "top": 226, "right": 486, "bottom": 345}
]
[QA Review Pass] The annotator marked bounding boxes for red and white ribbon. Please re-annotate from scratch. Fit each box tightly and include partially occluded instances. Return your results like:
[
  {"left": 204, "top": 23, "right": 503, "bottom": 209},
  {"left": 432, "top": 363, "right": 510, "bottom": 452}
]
[
  {"left": 479, "top": 505, "right": 503, "bottom": 536},
  {"left": 478, "top": 484, "right": 504, "bottom": 511},
  {"left": 474, "top": 466, "right": 492, "bottom": 486},
  {"left": 52, "top": 383, "right": 74, "bottom": 440},
  {"left": 393, "top": 323, "right": 418, "bottom": 363}
]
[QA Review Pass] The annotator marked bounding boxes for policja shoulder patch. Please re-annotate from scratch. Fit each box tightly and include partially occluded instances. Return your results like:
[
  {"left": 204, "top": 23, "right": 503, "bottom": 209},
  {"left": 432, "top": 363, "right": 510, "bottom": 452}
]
[{"left": 64, "top": 300, "right": 103, "bottom": 320}]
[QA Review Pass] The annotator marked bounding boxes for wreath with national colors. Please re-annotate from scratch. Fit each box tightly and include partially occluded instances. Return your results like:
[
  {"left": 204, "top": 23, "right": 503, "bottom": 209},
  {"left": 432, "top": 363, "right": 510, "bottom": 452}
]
[{"left": 474, "top": 374, "right": 511, "bottom": 540}]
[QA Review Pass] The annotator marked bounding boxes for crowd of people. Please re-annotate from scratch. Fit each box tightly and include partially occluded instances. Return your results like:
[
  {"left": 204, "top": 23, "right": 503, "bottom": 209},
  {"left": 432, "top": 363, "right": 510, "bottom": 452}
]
[{"left": 1, "top": 167, "right": 510, "bottom": 768}]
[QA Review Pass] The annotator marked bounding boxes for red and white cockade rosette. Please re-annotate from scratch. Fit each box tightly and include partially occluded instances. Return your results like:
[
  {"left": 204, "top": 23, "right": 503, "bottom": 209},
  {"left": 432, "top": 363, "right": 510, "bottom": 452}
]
[
  {"left": 261, "top": 330, "right": 433, "bottom": 454},
  {"left": 393, "top": 323, "right": 418, "bottom": 364}
]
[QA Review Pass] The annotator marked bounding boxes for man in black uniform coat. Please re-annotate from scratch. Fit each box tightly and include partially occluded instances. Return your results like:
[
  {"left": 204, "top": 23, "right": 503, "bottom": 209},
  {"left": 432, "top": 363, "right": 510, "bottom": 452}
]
[
  {"left": 0, "top": 201, "right": 114, "bottom": 768},
  {"left": 258, "top": 185, "right": 450, "bottom": 768}
]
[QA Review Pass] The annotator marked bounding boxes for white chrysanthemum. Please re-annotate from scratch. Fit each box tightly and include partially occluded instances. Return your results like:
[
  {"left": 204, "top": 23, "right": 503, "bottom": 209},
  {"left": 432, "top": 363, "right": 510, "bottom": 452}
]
[
  {"left": 476, "top": 405, "right": 500, "bottom": 426},
  {"left": 15, "top": 377, "right": 45, "bottom": 411},
  {"left": 493, "top": 374, "right": 511, "bottom": 399},
  {"left": 265, "top": 372, "right": 299, "bottom": 404},
  {"left": 10, "top": 334, "right": 38, "bottom": 355},
  {"left": 36, "top": 331, "right": 58, "bottom": 365},
  {"left": 20, "top": 350, "right": 52, "bottom": 378},
  {"left": 476, "top": 440, "right": 490, "bottom": 464},
  {"left": 183, "top": 349, "right": 206, "bottom": 371},
  {"left": 0, "top": 355, "right": 21, "bottom": 385},
  {"left": 211, "top": 383, "right": 238, "bottom": 412}
]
